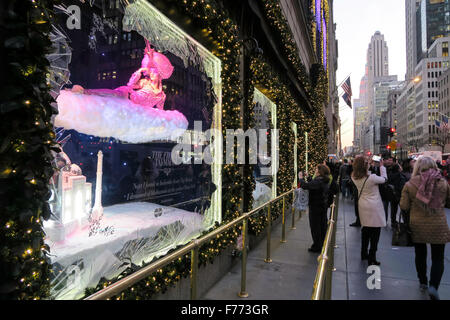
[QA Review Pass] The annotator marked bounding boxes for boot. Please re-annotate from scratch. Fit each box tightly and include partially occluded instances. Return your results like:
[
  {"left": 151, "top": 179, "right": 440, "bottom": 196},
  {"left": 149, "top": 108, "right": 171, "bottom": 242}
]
[
  {"left": 361, "top": 251, "right": 369, "bottom": 260},
  {"left": 368, "top": 251, "right": 380, "bottom": 266}
]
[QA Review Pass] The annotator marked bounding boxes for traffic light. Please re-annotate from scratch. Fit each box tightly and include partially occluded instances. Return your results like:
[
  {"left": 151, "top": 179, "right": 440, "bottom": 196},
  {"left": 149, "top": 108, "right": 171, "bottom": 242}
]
[
  {"left": 386, "top": 145, "right": 391, "bottom": 150},
  {"left": 388, "top": 127, "right": 396, "bottom": 137}
]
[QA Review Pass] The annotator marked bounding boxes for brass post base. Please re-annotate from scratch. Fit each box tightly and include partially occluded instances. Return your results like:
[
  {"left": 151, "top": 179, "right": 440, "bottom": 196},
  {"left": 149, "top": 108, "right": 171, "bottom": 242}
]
[
  {"left": 280, "top": 240, "right": 287, "bottom": 243},
  {"left": 290, "top": 227, "right": 296, "bottom": 230},
  {"left": 264, "top": 258, "right": 272, "bottom": 263},
  {"left": 238, "top": 292, "right": 249, "bottom": 298}
]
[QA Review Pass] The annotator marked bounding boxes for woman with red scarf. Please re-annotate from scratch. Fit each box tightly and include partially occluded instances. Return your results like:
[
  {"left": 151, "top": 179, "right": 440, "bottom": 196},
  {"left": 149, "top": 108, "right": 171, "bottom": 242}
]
[{"left": 400, "top": 156, "right": 450, "bottom": 300}]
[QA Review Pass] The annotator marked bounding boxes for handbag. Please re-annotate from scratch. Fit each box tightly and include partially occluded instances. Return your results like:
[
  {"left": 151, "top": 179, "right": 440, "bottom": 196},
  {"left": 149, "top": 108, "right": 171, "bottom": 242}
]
[
  {"left": 293, "top": 188, "right": 309, "bottom": 211},
  {"left": 358, "top": 176, "right": 369, "bottom": 201},
  {"left": 391, "top": 211, "right": 413, "bottom": 247}
]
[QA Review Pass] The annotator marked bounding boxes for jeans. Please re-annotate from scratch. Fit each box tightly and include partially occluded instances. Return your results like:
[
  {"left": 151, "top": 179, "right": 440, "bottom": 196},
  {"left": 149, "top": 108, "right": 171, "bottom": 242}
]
[
  {"left": 390, "top": 200, "right": 399, "bottom": 223},
  {"left": 414, "top": 243, "right": 446, "bottom": 289},
  {"left": 383, "top": 200, "right": 399, "bottom": 224},
  {"left": 341, "top": 179, "right": 350, "bottom": 198},
  {"left": 353, "top": 185, "right": 360, "bottom": 223},
  {"left": 382, "top": 200, "right": 389, "bottom": 221},
  {"left": 361, "top": 227, "right": 381, "bottom": 261}
]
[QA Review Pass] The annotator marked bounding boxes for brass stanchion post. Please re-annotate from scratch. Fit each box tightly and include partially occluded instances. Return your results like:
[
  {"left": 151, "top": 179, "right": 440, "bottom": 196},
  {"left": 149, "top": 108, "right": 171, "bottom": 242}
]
[
  {"left": 190, "top": 243, "right": 199, "bottom": 300},
  {"left": 238, "top": 218, "right": 249, "bottom": 298},
  {"left": 265, "top": 204, "right": 272, "bottom": 263}
]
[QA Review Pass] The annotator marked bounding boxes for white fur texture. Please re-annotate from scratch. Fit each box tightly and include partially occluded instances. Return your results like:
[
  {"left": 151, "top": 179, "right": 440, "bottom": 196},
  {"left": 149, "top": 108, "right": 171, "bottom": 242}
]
[{"left": 55, "top": 90, "right": 188, "bottom": 143}]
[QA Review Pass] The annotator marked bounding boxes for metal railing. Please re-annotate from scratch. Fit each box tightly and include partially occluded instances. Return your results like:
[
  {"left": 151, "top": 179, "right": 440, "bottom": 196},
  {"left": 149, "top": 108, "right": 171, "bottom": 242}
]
[
  {"left": 85, "top": 188, "right": 296, "bottom": 300},
  {"left": 311, "top": 193, "right": 339, "bottom": 300}
]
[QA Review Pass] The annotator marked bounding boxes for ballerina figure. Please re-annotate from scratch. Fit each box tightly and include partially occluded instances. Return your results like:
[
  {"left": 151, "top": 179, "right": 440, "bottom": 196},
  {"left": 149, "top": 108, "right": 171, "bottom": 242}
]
[{"left": 72, "top": 40, "right": 174, "bottom": 110}]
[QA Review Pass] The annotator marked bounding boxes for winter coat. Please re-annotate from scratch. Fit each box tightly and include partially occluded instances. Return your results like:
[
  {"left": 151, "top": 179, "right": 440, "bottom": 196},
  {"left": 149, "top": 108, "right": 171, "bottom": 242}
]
[
  {"left": 299, "top": 176, "right": 330, "bottom": 212},
  {"left": 399, "top": 175, "right": 450, "bottom": 244},
  {"left": 388, "top": 171, "right": 407, "bottom": 202},
  {"left": 351, "top": 166, "right": 387, "bottom": 227},
  {"left": 339, "top": 164, "right": 350, "bottom": 182}
]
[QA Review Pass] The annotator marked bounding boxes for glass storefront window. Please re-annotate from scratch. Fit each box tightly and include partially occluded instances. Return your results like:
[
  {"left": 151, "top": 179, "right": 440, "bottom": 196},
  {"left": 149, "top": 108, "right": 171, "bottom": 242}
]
[
  {"left": 252, "top": 88, "right": 277, "bottom": 208},
  {"left": 45, "top": 0, "right": 222, "bottom": 300}
]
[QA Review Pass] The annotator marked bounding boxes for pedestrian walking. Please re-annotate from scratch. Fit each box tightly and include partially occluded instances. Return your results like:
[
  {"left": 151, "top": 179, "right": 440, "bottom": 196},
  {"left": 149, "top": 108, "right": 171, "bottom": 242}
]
[
  {"left": 349, "top": 178, "right": 361, "bottom": 226},
  {"left": 387, "top": 163, "right": 407, "bottom": 227},
  {"left": 351, "top": 155, "right": 387, "bottom": 266},
  {"left": 399, "top": 155, "right": 450, "bottom": 300},
  {"left": 401, "top": 158, "right": 414, "bottom": 181},
  {"left": 298, "top": 164, "right": 331, "bottom": 253},
  {"left": 339, "top": 159, "right": 351, "bottom": 198}
]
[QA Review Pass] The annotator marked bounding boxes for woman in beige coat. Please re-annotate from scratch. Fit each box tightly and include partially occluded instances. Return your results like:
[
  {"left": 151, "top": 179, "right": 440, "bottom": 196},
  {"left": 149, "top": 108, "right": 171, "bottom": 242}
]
[
  {"left": 400, "top": 156, "right": 450, "bottom": 300},
  {"left": 351, "top": 155, "right": 387, "bottom": 266}
]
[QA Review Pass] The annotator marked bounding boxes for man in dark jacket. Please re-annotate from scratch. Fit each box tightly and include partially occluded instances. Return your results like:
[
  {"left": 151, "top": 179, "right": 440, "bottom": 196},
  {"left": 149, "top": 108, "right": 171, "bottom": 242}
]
[
  {"left": 299, "top": 165, "right": 330, "bottom": 253},
  {"left": 339, "top": 159, "right": 351, "bottom": 198},
  {"left": 387, "top": 163, "right": 407, "bottom": 227}
]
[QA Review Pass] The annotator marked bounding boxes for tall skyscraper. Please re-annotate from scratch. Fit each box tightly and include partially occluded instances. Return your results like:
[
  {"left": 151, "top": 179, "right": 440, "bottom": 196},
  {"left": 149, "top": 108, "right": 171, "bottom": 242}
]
[
  {"left": 416, "top": 0, "right": 450, "bottom": 64},
  {"left": 405, "top": 0, "right": 421, "bottom": 80},
  {"left": 365, "top": 31, "right": 390, "bottom": 123},
  {"left": 367, "top": 31, "right": 389, "bottom": 79}
]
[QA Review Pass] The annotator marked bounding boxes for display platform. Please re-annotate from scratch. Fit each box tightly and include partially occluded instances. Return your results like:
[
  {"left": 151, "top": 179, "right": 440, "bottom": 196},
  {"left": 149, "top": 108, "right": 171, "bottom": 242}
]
[{"left": 45, "top": 202, "right": 204, "bottom": 300}]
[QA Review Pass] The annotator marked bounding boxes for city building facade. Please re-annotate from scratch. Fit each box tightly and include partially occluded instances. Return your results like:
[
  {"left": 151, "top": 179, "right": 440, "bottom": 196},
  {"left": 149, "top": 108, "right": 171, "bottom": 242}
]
[
  {"left": 365, "top": 31, "right": 390, "bottom": 124},
  {"left": 406, "top": 0, "right": 421, "bottom": 80},
  {"left": 414, "top": 37, "right": 450, "bottom": 150},
  {"left": 416, "top": 0, "right": 450, "bottom": 64}
]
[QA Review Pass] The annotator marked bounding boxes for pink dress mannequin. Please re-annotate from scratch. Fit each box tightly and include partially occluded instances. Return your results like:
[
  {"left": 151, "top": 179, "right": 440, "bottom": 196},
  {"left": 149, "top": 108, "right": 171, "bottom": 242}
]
[
  {"left": 55, "top": 40, "right": 187, "bottom": 143},
  {"left": 74, "top": 40, "right": 173, "bottom": 110}
]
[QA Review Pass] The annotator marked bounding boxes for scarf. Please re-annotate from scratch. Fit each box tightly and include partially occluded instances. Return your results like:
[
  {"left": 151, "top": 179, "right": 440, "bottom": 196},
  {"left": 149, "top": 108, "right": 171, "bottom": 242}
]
[{"left": 413, "top": 168, "right": 444, "bottom": 211}]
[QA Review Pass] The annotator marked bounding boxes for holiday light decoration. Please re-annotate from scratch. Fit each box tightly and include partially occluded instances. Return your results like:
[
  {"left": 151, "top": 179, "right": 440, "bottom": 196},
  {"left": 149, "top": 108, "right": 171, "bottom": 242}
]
[
  {"left": 4, "top": 0, "right": 330, "bottom": 300},
  {"left": 311, "top": 0, "right": 330, "bottom": 80}
]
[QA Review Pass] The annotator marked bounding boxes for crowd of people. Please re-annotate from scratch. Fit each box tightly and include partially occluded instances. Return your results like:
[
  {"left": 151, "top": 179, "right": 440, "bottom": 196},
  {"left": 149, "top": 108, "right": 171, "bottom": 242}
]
[{"left": 297, "top": 154, "right": 450, "bottom": 300}]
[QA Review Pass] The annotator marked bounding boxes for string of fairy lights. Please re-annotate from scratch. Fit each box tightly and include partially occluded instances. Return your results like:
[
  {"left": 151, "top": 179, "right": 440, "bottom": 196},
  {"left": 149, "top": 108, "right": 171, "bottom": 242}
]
[
  {"left": 3, "top": 0, "right": 329, "bottom": 299},
  {"left": 1, "top": 0, "right": 59, "bottom": 300}
]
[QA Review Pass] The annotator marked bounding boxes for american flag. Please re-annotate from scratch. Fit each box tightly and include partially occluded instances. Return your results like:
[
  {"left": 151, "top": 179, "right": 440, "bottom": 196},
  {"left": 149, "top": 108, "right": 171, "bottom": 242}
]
[
  {"left": 442, "top": 115, "right": 449, "bottom": 130},
  {"left": 435, "top": 120, "right": 442, "bottom": 129},
  {"left": 342, "top": 92, "right": 352, "bottom": 108},
  {"left": 341, "top": 77, "right": 352, "bottom": 97}
]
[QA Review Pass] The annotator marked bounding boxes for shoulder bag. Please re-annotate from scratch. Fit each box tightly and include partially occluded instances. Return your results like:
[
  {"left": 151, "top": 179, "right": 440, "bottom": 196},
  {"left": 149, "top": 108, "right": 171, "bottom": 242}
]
[
  {"left": 358, "top": 176, "right": 369, "bottom": 201},
  {"left": 392, "top": 211, "right": 413, "bottom": 247}
]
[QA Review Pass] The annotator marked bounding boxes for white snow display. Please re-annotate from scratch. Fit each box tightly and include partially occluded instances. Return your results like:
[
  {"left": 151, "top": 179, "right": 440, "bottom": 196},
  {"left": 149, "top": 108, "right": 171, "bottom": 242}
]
[
  {"left": 55, "top": 89, "right": 188, "bottom": 143},
  {"left": 46, "top": 202, "right": 205, "bottom": 300}
]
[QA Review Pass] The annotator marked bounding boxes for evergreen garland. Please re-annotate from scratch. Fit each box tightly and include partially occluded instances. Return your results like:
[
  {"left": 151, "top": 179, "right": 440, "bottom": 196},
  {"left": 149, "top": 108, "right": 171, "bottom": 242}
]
[
  {"left": 2, "top": 0, "right": 330, "bottom": 299},
  {"left": 0, "top": 0, "right": 58, "bottom": 300}
]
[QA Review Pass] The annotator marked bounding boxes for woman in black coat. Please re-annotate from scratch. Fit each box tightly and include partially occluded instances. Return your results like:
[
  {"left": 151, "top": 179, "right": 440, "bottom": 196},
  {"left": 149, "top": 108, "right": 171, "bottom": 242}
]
[{"left": 299, "top": 164, "right": 331, "bottom": 253}]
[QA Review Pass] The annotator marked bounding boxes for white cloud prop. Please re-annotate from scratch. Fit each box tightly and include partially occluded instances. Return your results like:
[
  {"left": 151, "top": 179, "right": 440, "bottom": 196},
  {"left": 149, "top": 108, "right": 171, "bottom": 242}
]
[{"left": 55, "top": 90, "right": 188, "bottom": 143}]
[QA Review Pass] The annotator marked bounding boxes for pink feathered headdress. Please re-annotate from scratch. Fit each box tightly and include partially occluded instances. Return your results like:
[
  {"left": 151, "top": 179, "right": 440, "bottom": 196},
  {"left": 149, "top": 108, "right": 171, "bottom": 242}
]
[{"left": 142, "top": 39, "right": 174, "bottom": 79}]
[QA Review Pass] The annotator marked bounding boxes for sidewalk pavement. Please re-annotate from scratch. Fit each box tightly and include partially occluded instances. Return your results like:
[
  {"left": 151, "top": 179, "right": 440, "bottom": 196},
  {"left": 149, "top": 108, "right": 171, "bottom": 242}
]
[
  {"left": 201, "top": 206, "right": 319, "bottom": 300},
  {"left": 332, "top": 195, "right": 450, "bottom": 300}
]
